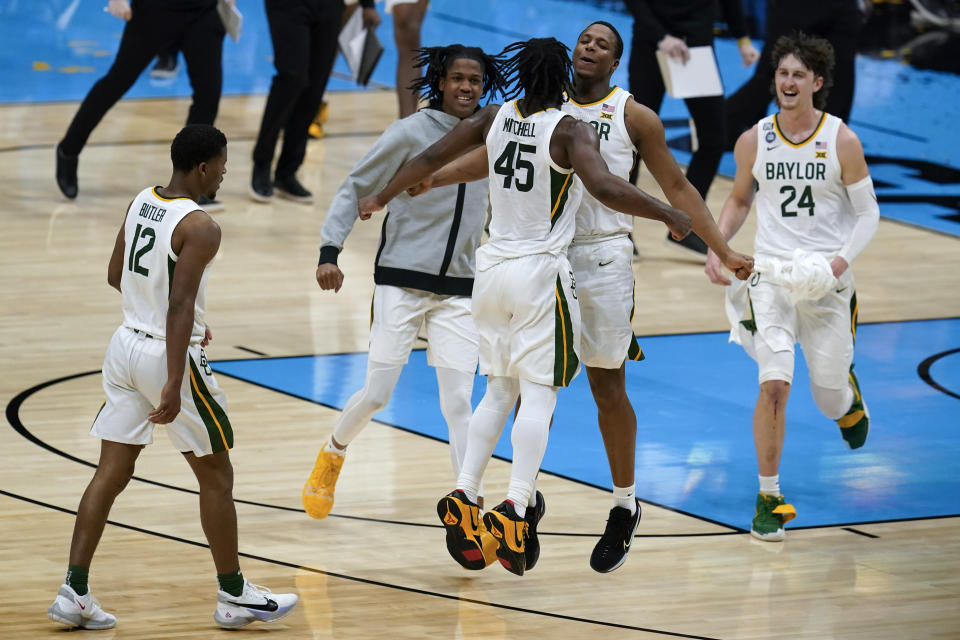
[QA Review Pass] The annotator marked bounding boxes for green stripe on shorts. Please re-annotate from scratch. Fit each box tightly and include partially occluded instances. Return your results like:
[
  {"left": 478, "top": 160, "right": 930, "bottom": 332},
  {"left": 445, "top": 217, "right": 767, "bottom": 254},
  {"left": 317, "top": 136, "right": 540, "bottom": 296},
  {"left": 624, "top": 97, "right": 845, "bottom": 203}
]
[{"left": 188, "top": 355, "right": 233, "bottom": 453}]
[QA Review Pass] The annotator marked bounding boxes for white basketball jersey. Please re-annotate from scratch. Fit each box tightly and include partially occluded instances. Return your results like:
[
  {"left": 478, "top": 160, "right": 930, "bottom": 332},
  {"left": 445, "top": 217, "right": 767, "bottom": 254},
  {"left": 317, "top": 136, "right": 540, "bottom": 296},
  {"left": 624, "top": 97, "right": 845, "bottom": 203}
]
[
  {"left": 478, "top": 101, "right": 582, "bottom": 268},
  {"left": 561, "top": 86, "right": 636, "bottom": 240},
  {"left": 752, "top": 113, "right": 854, "bottom": 258},
  {"left": 120, "top": 187, "right": 209, "bottom": 341}
]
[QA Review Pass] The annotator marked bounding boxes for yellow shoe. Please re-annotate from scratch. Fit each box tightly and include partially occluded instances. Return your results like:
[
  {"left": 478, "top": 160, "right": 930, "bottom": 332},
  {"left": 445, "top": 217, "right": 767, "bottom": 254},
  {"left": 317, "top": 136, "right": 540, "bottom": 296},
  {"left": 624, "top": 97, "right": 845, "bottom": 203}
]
[
  {"left": 317, "top": 101, "right": 329, "bottom": 125},
  {"left": 302, "top": 442, "right": 344, "bottom": 519},
  {"left": 476, "top": 518, "right": 498, "bottom": 567},
  {"left": 307, "top": 102, "right": 329, "bottom": 139},
  {"left": 308, "top": 122, "right": 324, "bottom": 139},
  {"left": 483, "top": 501, "right": 529, "bottom": 576},
  {"left": 436, "top": 490, "right": 486, "bottom": 570}
]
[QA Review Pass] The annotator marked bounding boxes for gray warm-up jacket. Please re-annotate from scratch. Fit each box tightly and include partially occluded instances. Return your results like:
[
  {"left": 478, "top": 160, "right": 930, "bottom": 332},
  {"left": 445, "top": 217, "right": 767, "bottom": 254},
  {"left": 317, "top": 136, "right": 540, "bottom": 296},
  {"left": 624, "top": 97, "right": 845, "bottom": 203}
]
[{"left": 318, "top": 108, "right": 489, "bottom": 297}]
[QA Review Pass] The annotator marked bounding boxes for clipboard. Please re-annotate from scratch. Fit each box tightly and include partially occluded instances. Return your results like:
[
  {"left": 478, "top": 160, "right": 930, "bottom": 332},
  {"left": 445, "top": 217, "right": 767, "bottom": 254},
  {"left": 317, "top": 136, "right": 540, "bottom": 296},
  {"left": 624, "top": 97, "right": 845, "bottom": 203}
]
[
  {"left": 217, "top": 0, "right": 243, "bottom": 43},
  {"left": 655, "top": 46, "right": 723, "bottom": 99},
  {"left": 337, "top": 8, "right": 384, "bottom": 86}
]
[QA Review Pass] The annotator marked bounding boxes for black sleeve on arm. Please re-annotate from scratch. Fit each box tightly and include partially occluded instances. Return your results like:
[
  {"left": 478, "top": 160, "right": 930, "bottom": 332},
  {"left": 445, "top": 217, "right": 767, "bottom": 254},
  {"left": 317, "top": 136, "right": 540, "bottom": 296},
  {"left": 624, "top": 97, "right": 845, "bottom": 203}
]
[
  {"left": 718, "top": 0, "right": 749, "bottom": 40},
  {"left": 318, "top": 245, "right": 341, "bottom": 266},
  {"left": 624, "top": 0, "right": 668, "bottom": 44}
]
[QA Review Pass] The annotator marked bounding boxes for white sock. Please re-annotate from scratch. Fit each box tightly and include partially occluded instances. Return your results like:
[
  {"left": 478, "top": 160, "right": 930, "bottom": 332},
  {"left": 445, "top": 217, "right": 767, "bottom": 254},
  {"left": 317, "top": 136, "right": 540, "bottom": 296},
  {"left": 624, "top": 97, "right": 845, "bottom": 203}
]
[
  {"left": 613, "top": 484, "right": 637, "bottom": 514},
  {"left": 324, "top": 439, "right": 346, "bottom": 455},
  {"left": 759, "top": 474, "right": 780, "bottom": 496}
]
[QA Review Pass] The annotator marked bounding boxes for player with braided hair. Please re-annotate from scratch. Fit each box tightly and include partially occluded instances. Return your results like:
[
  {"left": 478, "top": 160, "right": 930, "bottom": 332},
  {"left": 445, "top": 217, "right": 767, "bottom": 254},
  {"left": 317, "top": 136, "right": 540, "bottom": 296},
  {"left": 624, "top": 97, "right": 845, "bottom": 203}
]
[
  {"left": 302, "top": 46, "right": 505, "bottom": 570},
  {"left": 359, "top": 37, "right": 754, "bottom": 575}
]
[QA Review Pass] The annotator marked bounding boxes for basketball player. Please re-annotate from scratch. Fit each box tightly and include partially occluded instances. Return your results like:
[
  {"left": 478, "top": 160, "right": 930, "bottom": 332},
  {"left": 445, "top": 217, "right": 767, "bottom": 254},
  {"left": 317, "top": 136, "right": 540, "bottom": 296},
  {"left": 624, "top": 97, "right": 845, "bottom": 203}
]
[
  {"left": 47, "top": 126, "right": 298, "bottom": 630},
  {"left": 359, "top": 38, "right": 753, "bottom": 575},
  {"left": 705, "top": 34, "right": 878, "bottom": 541},
  {"left": 564, "top": 21, "right": 750, "bottom": 572},
  {"left": 302, "top": 45, "right": 505, "bottom": 566}
]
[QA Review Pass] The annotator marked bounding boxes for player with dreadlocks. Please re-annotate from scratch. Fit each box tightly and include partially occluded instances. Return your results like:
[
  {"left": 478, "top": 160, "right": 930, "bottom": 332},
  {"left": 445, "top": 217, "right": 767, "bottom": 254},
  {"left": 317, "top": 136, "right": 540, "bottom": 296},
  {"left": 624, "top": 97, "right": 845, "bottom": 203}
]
[
  {"left": 359, "top": 37, "right": 754, "bottom": 575},
  {"left": 302, "top": 45, "right": 505, "bottom": 569}
]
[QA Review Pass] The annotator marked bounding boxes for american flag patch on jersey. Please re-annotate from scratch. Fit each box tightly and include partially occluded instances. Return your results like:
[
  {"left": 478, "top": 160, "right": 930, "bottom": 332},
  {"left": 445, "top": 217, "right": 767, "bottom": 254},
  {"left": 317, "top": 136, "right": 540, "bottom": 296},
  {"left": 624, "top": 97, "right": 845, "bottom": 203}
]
[
  {"left": 601, "top": 103, "right": 616, "bottom": 113},
  {"left": 815, "top": 141, "right": 827, "bottom": 150}
]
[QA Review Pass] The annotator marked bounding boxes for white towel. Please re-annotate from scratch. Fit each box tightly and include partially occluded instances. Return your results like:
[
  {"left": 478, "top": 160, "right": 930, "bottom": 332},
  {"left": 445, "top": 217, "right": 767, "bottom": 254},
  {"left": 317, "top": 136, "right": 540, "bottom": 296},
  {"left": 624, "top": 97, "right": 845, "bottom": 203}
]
[{"left": 755, "top": 249, "right": 837, "bottom": 304}]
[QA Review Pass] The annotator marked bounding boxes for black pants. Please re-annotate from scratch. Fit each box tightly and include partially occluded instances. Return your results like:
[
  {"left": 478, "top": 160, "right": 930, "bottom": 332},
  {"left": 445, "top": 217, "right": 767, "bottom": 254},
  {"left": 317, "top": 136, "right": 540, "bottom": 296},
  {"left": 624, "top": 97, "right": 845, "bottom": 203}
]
[
  {"left": 252, "top": 0, "right": 344, "bottom": 180},
  {"left": 60, "top": 0, "right": 224, "bottom": 156},
  {"left": 628, "top": 40, "right": 726, "bottom": 200},
  {"left": 725, "top": 0, "right": 862, "bottom": 147}
]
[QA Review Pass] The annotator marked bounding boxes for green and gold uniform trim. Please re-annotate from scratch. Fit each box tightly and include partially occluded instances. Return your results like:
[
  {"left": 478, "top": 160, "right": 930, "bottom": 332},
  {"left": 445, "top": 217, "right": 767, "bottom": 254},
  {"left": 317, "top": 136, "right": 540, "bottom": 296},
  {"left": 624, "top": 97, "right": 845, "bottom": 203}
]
[
  {"left": 627, "top": 288, "right": 645, "bottom": 361},
  {"left": 553, "top": 276, "right": 579, "bottom": 387},
  {"left": 188, "top": 355, "right": 233, "bottom": 453},
  {"left": 549, "top": 168, "right": 573, "bottom": 230},
  {"left": 773, "top": 112, "right": 826, "bottom": 148},
  {"left": 566, "top": 85, "right": 619, "bottom": 108},
  {"left": 151, "top": 187, "right": 193, "bottom": 202},
  {"left": 167, "top": 255, "right": 176, "bottom": 299},
  {"left": 849, "top": 291, "right": 859, "bottom": 344}
]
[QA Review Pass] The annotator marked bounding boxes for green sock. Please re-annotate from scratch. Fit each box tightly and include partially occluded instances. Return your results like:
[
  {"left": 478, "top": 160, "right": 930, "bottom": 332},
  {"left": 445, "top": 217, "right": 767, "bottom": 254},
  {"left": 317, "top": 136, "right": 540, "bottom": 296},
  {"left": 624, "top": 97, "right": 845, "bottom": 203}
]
[
  {"left": 217, "top": 570, "right": 244, "bottom": 597},
  {"left": 66, "top": 565, "right": 89, "bottom": 596}
]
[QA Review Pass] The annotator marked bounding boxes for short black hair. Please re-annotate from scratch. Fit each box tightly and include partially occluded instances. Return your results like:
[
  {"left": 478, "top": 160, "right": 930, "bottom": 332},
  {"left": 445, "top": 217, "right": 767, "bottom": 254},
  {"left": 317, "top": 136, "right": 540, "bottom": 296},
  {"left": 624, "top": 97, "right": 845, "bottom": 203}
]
[
  {"left": 582, "top": 20, "right": 623, "bottom": 60},
  {"left": 501, "top": 38, "right": 572, "bottom": 106},
  {"left": 409, "top": 44, "right": 507, "bottom": 110},
  {"left": 770, "top": 33, "right": 835, "bottom": 110},
  {"left": 170, "top": 124, "right": 227, "bottom": 172}
]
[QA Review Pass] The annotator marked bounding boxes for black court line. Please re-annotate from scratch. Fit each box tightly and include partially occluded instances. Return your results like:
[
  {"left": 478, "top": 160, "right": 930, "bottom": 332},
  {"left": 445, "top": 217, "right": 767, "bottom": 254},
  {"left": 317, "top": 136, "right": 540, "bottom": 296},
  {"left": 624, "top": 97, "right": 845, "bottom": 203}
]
[
  {"left": 917, "top": 348, "right": 960, "bottom": 401},
  {"left": 4, "top": 370, "right": 742, "bottom": 538},
  {"left": 234, "top": 345, "right": 269, "bottom": 357},
  {"left": 843, "top": 527, "right": 880, "bottom": 539},
  {"left": 0, "top": 488, "right": 724, "bottom": 639}
]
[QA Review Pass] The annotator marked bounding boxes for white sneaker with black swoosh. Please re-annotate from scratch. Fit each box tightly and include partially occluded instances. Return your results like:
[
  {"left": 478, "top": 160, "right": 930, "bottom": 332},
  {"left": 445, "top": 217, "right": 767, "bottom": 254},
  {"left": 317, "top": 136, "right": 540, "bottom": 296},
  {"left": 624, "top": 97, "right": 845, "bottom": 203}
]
[
  {"left": 214, "top": 579, "right": 299, "bottom": 628},
  {"left": 589, "top": 498, "right": 642, "bottom": 573}
]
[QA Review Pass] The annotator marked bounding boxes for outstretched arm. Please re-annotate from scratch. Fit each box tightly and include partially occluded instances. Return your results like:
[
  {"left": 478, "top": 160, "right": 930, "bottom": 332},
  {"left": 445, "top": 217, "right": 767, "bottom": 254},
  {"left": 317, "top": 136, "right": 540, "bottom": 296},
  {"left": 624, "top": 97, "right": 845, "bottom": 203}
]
[
  {"left": 705, "top": 127, "right": 758, "bottom": 285},
  {"left": 627, "top": 98, "right": 752, "bottom": 270},
  {"left": 408, "top": 145, "right": 489, "bottom": 196},
  {"left": 358, "top": 105, "right": 497, "bottom": 218},
  {"left": 557, "top": 118, "right": 691, "bottom": 239}
]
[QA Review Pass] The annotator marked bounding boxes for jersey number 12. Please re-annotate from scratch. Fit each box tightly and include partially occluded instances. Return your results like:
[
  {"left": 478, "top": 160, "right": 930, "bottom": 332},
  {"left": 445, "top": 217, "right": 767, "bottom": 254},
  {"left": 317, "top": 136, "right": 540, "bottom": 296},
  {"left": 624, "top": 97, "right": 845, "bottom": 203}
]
[{"left": 127, "top": 223, "right": 156, "bottom": 276}]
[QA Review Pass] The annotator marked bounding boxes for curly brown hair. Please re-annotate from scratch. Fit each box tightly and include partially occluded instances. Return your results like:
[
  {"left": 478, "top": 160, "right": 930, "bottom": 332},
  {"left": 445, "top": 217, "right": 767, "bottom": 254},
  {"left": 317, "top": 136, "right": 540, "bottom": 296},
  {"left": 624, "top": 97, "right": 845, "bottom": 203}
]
[{"left": 770, "top": 33, "right": 836, "bottom": 110}]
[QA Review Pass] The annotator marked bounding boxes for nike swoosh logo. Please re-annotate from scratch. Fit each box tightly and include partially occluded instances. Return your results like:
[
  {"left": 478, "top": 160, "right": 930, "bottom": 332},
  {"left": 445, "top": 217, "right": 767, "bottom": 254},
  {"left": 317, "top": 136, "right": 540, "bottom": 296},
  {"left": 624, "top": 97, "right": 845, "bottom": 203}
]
[
  {"left": 836, "top": 287, "right": 847, "bottom": 293},
  {"left": 76, "top": 600, "right": 86, "bottom": 610},
  {"left": 228, "top": 598, "right": 278, "bottom": 612},
  {"left": 598, "top": 259, "right": 614, "bottom": 267},
  {"left": 767, "top": 146, "right": 778, "bottom": 151}
]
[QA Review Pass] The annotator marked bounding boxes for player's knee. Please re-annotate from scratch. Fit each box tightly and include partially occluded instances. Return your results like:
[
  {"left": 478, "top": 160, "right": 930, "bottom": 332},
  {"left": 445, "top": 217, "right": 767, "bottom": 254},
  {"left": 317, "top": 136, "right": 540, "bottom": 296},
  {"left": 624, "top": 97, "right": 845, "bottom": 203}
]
[
  {"left": 759, "top": 379, "right": 791, "bottom": 408},
  {"left": 360, "top": 386, "right": 393, "bottom": 414},
  {"left": 810, "top": 383, "right": 850, "bottom": 419}
]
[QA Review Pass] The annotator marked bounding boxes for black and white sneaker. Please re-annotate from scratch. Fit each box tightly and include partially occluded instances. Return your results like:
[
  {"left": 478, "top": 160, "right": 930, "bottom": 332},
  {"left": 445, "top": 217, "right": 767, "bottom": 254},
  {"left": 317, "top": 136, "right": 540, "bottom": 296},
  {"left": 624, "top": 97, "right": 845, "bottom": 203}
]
[
  {"left": 524, "top": 490, "right": 545, "bottom": 571},
  {"left": 589, "top": 498, "right": 642, "bottom": 573},
  {"left": 150, "top": 53, "right": 179, "bottom": 79},
  {"left": 214, "top": 580, "right": 298, "bottom": 628},
  {"left": 250, "top": 163, "right": 274, "bottom": 202},
  {"left": 664, "top": 231, "right": 708, "bottom": 262},
  {"left": 56, "top": 143, "right": 78, "bottom": 199},
  {"left": 274, "top": 175, "right": 314, "bottom": 204}
]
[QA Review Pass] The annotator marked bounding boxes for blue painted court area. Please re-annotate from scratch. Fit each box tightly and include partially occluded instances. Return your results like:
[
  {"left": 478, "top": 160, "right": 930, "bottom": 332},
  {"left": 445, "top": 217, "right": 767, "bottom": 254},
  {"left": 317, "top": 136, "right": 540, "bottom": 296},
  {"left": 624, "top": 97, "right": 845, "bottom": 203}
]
[
  {"left": 212, "top": 318, "right": 960, "bottom": 530},
  {"left": 4, "top": 1, "right": 960, "bottom": 237}
]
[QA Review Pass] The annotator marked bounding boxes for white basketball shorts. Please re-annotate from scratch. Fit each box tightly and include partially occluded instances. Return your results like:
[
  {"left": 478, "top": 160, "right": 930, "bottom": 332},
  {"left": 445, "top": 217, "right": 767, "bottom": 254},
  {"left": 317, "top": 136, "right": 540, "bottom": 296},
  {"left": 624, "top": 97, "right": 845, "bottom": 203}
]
[
  {"left": 746, "top": 268, "right": 858, "bottom": 388},
  {"left": 472, "top": 253, "right": 581, "bottom": 387},
  {"left": 368, "top": 285, "right": 479, "bottom": 373},
  {"left": 91, "top": 326, "right": 233, "bottom": 456},
  {"left": 569, "top": 236, "right": 644, "bottom": 369}
]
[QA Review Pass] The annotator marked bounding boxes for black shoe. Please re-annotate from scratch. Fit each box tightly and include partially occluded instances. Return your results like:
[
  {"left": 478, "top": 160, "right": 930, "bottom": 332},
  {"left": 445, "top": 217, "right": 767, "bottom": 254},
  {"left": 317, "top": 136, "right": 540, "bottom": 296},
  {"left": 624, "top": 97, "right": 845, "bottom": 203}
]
[
  {"left": 524, "top": 491, "right": 545, "bottom": 571},
  {"left": 665, "top": 231, "right": 708, "bottom": 261},
  {"left": 483, "top": 500, "right": 528, "bottom": 576},
  {"left": 196, "top": 196, "right": 225, "bottom": 213},
  {"left": 150, "top": 53, "right": 179, "bottom": 79},
  {"left": 249, "top": 164, "right": 273, "bottom": 202},
  {"left": 274, "top": 174, "right": 313, "bottom": 204},
  {"left": 589, "top": 499, "right": 641, "bottom": 573},
  {"left": 436, "top": 490, "right": 486, "bottom": 571},
  {"left": 56, "top": 143, "right": 78, "bottom": 199}
]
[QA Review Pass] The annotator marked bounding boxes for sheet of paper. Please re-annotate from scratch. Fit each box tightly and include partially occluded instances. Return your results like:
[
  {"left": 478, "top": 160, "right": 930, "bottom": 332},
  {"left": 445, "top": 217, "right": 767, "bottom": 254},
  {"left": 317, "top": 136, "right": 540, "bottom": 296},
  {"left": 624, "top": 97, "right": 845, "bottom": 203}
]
[
  {"left": 337, "top": 9, "right": 383, "bottom": 86},
  {"left": 217, "top": 0, "right": 243, "bottom": 43},
  {"left": 655, "top": 46, "right": 723, "bottom": 99}
]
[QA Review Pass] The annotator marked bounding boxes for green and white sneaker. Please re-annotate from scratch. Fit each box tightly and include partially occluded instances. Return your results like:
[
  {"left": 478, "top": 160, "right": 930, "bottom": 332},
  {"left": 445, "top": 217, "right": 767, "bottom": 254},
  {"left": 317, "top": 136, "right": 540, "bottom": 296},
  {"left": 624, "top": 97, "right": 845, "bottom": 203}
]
[
  {"left": 837, "top": 367, "right": 869, "bottom": 450},
  {"left": 750, "top": 493, "right": 796, "bottom": 542}
]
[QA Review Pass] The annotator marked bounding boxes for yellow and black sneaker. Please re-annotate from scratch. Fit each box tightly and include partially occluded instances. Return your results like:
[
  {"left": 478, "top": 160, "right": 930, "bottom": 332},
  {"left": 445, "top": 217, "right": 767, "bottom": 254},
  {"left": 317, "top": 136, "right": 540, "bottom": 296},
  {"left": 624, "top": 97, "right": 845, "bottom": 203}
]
[
  {"left": 524, "top": 491, "right": 546, "bottom": 571},
  {"left": 483, "top": 500, "right": 529, "bottom": 576},
  {"left": 437, "top": 490, "right": 486, "bottom": 570},
  {"left": 476, "top": 517, "right": 499, "bottom": 568},
  {"left": 308, "top": 102, "right": 329, "bottom": 139},
  {"left": 837, "top": 367, "right": 869, "bottom": 450}
]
